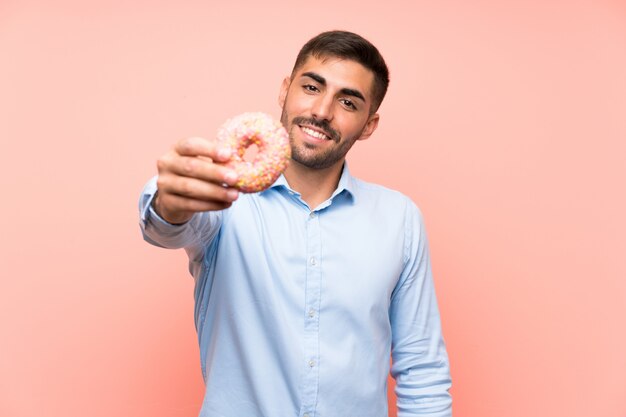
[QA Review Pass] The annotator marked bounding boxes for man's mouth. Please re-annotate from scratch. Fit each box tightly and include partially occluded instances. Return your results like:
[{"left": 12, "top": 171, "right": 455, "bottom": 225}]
[
  {"left": 291, "top": 116, "right": 339, "bottom": 142},
  {"left": 300, "top": 125, "right": 332, "bottom": 141}
]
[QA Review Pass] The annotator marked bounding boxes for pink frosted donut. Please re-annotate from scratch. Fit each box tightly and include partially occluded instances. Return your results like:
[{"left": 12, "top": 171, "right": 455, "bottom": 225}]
[{"left": 217, "top": 112, "right": 291, "bottom": 193}]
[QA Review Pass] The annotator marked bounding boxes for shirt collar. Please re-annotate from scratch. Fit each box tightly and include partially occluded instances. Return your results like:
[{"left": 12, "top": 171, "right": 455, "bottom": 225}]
[
  {"left": 331, "top": 162, "right": 357, "bottom": 202},
  {"left": 263, "top": 162, "right": 357, "bottom": 203}
]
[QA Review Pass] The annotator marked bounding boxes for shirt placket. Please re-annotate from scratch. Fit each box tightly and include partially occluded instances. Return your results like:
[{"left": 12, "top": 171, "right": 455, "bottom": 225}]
[{"left": 299, "top": 209, "right": 322, "bottom": 417}]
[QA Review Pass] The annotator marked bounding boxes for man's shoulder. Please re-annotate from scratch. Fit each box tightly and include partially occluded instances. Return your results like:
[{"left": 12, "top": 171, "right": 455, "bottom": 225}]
[{"left": 351, "top": 176, "right": 420, "bottom": 212}]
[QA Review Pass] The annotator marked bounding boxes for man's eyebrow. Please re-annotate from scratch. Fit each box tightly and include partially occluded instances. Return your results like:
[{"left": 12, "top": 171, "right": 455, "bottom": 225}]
[
  {"left": 339, "top": 88, "right": 365, "bottom": 102},
  {"left": 301, "top": 71, "right": 366, "bottom": 102},
  {"left": 302, "top": 71, "right": 326, "bottom": 85}
]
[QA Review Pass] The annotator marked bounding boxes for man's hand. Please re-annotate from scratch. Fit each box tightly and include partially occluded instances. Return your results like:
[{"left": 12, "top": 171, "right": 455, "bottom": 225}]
[{"left": 153, "top": 137, "right": 239, "bottom": 224}]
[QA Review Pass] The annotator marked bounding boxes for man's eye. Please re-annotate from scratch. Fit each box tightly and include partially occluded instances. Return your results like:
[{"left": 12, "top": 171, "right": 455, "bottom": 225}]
[
  {"left": 304, "top": 84, "right": 319, "bottom": 92},
  {"left": 341, "top": 99, "right": 356, "bottom": 110}
]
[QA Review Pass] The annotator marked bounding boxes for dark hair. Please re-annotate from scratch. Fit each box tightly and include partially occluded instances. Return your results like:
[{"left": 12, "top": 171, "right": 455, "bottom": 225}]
[{"left": 291, "top": 30, "right": 390, "bottom": 113}]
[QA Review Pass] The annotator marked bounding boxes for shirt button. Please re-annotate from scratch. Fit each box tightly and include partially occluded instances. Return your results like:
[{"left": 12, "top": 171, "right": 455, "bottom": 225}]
[
  {"left": 308, "top": 308, "right": 315, "bottom": 318},
  {"left": 303, "top": 414, "right": 310, "bottom": 417},
  {"left": 310, "top": 257, "right": 317, "bottom": 266},
  {"left": 308, "top": 359, "right": 315, "bottom": 368},
  {"left": 309, "top": 212, "right": 316, "bottom": 219}
]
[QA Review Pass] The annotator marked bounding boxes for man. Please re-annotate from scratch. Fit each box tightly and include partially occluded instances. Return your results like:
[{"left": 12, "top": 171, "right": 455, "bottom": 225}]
[{"left": 139, "top": 30, "right": 452, "bottom": 417}]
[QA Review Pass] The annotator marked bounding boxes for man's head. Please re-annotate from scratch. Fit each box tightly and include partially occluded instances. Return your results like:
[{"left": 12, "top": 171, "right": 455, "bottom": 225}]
[
  {"left": 290, "top": 31, "right": 389, "bottom": 114},
  {"left": 278, "top": 31, "right": 389, "bottom": 171}
]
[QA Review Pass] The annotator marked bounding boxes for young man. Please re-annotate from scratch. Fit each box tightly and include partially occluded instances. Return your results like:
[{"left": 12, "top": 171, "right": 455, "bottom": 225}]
[{"left": 139, "top": 31, "right": 452, "bottom": 417}]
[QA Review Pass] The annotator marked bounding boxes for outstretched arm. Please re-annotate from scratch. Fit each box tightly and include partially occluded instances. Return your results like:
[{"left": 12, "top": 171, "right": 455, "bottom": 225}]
[
  {"left": 139, "top": 136, "right": 239, "bottom": 253},
  {"left": 153, "top": 136, "right": 239, "bottom": 224}
]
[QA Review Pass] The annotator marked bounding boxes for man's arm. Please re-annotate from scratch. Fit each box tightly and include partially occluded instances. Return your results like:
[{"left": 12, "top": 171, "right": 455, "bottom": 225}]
[
  {"left": 389, "top": 202, "right": 452, "bottom": 417},
  {"left": 139, "top": 136, "right": 240, "bottom": 254},
  {"left": 152, "top": 136, "right": 240, "bottom": 223}
]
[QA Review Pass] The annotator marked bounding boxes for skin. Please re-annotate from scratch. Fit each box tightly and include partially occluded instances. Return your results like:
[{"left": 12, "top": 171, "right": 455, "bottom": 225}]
[{"left": 153, "top": 55, "right": 380, "bottom": 223}]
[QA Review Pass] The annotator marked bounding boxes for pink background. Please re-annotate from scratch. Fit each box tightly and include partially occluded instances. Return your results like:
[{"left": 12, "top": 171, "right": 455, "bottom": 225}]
[{"left": 1, "top": 1, "right": 625, "bottom": 416}]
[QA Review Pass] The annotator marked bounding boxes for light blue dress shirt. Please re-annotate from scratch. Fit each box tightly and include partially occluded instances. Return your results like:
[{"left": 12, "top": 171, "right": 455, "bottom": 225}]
[{"left": 139, "top": 165, "right": 452, "bottom": 417}]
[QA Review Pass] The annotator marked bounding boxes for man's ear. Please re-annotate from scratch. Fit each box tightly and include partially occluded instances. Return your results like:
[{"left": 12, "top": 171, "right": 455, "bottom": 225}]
[
  {"left": 278, "top": 76, "right": 291, "bottom": 108},
  {"left": 357, "top": 113, "right": 380, "bottom": 141}
]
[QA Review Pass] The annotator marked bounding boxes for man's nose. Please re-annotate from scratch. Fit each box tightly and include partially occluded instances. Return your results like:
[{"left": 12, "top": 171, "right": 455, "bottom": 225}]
[{"left": 311, "top": 94, "right": 334, "bottom": 122}]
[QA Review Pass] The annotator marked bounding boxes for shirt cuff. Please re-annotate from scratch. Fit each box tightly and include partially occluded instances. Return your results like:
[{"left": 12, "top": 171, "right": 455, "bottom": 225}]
[{"left": 139, "top": 176, "right": 190, "bottom": 231}]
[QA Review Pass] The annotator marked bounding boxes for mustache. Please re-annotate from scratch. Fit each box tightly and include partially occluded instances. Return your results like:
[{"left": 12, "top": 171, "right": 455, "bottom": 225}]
[{"left": 292, "top": 116, "right": 340, "bottom": 142}]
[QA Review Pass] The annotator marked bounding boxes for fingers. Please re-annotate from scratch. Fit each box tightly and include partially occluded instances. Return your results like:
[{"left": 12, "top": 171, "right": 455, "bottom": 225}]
[
  {"left": 153, "top": 136, "right": 241, "bottom": 219},
  {"left": 174, "top": 136, "right": 233, "bottom": 162},
  {"left": 153, "top": 191, "right": 234, "bottom": 224},
  {"left": 156, "top": 174, "right": 239, "bottom": 203},
  {"left": 158, "top": 192, "right": 235, "bottom": 216},
  {"left": 159, "top": 137, "right": 238, "bottom": 185},
  {"left": 159, "top": 154, "right": 238, "bottom": 186}
]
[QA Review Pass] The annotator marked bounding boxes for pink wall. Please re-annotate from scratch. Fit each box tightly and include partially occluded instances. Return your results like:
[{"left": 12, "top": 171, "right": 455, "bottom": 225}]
[{"left": 1, "top": 1, "right": 625, "bottom": 416}]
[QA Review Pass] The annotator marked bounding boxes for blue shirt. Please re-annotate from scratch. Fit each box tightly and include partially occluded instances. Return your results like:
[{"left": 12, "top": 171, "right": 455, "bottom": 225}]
[{"left": 139, "top": 165, "right": 452, "bottom": 417}]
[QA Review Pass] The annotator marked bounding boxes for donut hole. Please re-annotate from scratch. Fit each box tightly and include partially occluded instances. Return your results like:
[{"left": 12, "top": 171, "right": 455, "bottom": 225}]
[{"left": 243, "top": 143, "right": 259, "bottom": 163}]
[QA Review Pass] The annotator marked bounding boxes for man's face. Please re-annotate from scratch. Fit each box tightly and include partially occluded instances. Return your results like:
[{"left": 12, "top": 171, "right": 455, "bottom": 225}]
[{"left": 279, "top": 56, "right": 379, "bottom": 170}]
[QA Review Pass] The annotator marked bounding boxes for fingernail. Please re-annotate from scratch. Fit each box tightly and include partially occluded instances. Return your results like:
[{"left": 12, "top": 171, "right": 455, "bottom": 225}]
[
  {"left": 224, "top": 171, "right": 238, "bottom": 183},
  {"left": 218, "top": 148, "right": 231, "bottom": 159},
  {"left": 226, "top": 189, "right": 239, "bottom": 200}
]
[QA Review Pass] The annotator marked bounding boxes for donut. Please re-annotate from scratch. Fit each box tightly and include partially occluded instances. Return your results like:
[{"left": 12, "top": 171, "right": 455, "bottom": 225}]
[{"left": 217, "top": 112, "right": 291, "bottom": 193}]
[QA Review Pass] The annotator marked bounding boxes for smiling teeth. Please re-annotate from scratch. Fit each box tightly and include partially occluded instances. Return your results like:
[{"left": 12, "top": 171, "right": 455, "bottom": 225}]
[{"left": 302, "top": 126, "right": 329, "bottom": 140}]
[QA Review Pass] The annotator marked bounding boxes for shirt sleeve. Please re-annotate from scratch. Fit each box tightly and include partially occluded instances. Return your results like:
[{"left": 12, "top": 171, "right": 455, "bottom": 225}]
[
  {"left": 138, "top": 176, "right": 223, "bottom": 263},
  {"left": 389, "top": 200, "right": 452, "bottom": 417}
]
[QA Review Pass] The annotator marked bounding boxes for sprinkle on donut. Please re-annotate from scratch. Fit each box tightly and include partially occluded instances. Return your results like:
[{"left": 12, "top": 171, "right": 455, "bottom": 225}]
[{"left": 217, "top": 112, "right": 291, "bottom": 193}]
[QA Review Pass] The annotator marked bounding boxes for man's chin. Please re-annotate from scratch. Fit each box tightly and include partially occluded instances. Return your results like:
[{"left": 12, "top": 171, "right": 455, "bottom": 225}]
[{"left": 290, "top": 147, "right": 340, "bottom": 170}]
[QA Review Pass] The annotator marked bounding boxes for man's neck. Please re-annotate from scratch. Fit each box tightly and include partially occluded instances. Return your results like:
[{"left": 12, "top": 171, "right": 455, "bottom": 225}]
[{"left": 283, "top": 159, "right": 344, "bottom": 210}]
